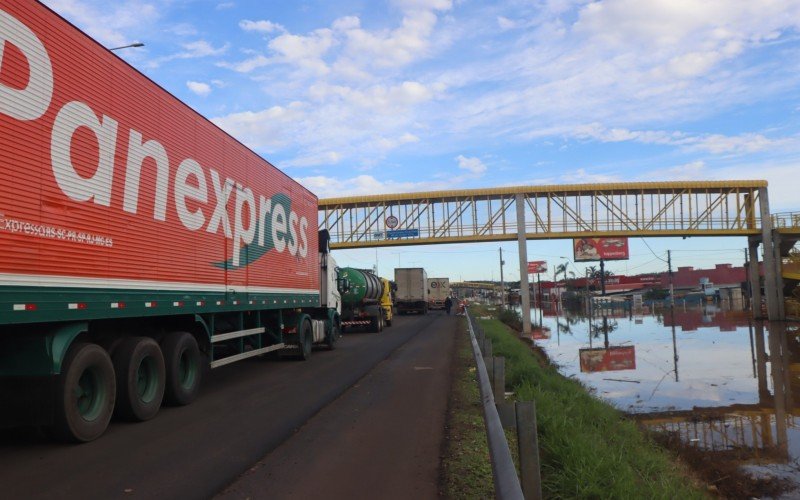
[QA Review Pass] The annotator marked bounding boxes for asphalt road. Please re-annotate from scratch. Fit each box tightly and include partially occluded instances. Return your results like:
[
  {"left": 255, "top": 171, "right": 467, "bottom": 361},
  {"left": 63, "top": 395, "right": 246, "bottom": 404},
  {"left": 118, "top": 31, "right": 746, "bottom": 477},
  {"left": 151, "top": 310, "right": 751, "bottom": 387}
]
[{"left": 0, "top": 311, "right": 458, "bottom": 499}]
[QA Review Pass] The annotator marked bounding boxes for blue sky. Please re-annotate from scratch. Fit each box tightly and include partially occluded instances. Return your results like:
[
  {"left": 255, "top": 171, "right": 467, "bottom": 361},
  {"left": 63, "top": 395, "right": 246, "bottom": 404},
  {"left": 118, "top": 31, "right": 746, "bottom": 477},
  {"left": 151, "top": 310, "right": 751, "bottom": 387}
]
[{"left": 42, "top": 0, "right": 800, "bottom": 282}]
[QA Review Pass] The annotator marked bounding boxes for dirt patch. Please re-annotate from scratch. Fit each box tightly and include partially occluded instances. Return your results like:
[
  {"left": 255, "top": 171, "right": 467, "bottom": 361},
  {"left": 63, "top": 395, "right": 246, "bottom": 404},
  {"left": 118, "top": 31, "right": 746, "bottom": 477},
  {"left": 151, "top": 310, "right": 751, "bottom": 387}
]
[{"left": 646, "top": 422, "right": 793, "bottom": 499}]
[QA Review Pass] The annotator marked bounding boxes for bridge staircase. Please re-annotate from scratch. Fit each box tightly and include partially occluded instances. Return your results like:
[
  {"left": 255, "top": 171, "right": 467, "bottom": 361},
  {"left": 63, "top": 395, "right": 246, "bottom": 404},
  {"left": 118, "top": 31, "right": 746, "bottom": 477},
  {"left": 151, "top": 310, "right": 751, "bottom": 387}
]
[{"left": 773, "top": 213, "right": 800, "bottom": 318}]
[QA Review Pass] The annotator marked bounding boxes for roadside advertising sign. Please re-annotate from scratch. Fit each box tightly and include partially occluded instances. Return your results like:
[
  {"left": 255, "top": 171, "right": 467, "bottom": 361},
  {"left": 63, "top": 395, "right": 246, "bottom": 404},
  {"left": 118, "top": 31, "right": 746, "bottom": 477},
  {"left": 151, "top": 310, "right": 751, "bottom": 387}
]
[
  {"left": 573, "top": 238, "right": 630, "bottom": 262},
  {"left": 527, "top": 260, "right": 548, "bottom": 274},
  {"left": 579, "top": 346, "right": 636, "bottom": 373}
]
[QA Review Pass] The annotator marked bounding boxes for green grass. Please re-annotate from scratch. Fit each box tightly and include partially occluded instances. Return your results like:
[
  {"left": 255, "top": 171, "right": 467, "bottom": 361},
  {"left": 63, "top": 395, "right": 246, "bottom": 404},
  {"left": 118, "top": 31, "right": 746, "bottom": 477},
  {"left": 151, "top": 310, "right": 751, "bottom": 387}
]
[{"left": 477, "top": 316, "right": 708, "bottom": 499}]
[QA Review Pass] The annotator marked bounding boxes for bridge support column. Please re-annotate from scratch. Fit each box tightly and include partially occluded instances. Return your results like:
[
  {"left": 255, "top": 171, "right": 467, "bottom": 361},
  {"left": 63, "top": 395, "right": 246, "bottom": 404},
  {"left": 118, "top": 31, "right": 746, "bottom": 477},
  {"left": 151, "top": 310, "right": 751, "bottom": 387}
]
[
  {"left": 516, "top": 194, "right": 532, "bottom": 337},
  {"left": 748, "top": 236, "right": 763, "bottom": 318},
  {"left": 759, "top": 187, "right": 784, "bottom": 321}
]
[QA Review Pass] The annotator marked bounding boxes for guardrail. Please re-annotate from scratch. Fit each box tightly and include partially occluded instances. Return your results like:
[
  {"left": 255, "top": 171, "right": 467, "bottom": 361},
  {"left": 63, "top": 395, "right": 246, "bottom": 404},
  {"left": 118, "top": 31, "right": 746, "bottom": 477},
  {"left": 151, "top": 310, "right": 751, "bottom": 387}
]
[{"left": 465, "top": 309, "right": 526, "bottom": 499}]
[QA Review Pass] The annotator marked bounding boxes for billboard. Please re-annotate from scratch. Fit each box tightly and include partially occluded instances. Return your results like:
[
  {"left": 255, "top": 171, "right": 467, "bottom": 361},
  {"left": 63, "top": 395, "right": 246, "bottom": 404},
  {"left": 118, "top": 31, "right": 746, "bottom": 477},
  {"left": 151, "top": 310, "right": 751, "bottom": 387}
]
[
  {"left": 573, "top": 238, "right": 630, "bottom": 261},
  {"left": 527, "top": 260, "right": 548, "bottom": 274},
  {"left": 579, "top": 346, "right": 636, "bottom": 373}
]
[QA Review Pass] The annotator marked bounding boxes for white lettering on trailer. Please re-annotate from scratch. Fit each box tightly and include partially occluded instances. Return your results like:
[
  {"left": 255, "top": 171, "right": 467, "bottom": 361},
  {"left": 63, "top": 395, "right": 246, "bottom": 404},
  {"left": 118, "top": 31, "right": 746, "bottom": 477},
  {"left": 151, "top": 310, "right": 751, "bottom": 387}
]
[
  {"left": 51, "top": 101, "right": 118, "bottom": 207},
  {"left": 0, "top": 8, "right": 311, "bottom": 265},
  {"left": 174, "top": 159, "right": 208, "bottom": 231},
  {"left": 0, "top": 10, "right": 53, "bottom": 120},
  {"left": 123, "top": 130, "right": 170, "bottom": 221},
  {"left": 256, "top": 195, "right": 272, "bottom": 246},
  {"left": 272, "top": 203, "right": 287, "bottom": 253},
  {"left": 206, "top": 169, "right": 233, "bottom": 238},
  {"left": 232, "top": 184, "right": 255, "bottom": 266},
  {"left": 298, "top": 216, "right": 308, "bottom": 258}
]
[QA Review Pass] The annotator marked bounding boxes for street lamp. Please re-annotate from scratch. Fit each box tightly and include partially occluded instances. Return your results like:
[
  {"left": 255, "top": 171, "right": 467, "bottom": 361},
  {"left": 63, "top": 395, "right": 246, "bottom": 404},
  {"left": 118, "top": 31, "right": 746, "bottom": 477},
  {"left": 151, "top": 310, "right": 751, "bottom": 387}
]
[{"left": 109, "top": 42, "right": 144, "bottom": 51}]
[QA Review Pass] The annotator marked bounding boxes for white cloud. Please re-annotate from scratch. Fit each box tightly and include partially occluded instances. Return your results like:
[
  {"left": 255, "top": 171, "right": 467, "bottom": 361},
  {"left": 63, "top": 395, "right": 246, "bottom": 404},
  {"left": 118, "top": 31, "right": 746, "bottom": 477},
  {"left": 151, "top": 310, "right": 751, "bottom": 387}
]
[
  {"left": 639, "top": 161, "right": 708, "bottom": 181},
  {"left": 147, "top": 40, "right": 229, "bottom": 68},
  {"left": 218, "top": 55, "right": 270, "bottom": 73},
  {"left": 186, "top": 81, "right": 212, "bottom": 96},
  {"left": 239, "top": 19, "right": 285, "bottom": 34},
  {"left": 42, "top": 0, "right": 159, "bottom": 48},
  {"left": 574, "top": 124, "right": 799, "bottom": 155},
  {"left": 294, "top": 174, "right": 451, "bottom": 198},
  {"left": 456, "top": 155, "right": 487, "bottom": 176},
  {"left": 212, "top": 102, "right": 307, "bottom": 150},
  {"left": 497, "top": 16, "right": 517, "bottom": 30}
]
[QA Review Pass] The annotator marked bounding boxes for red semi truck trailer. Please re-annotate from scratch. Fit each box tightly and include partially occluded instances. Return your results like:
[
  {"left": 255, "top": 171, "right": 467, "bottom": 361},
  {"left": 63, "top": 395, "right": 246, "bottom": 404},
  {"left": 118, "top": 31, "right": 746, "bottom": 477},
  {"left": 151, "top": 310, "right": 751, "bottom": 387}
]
[{"left": 0, "top": 1, "right": 342, "bottom": 442}]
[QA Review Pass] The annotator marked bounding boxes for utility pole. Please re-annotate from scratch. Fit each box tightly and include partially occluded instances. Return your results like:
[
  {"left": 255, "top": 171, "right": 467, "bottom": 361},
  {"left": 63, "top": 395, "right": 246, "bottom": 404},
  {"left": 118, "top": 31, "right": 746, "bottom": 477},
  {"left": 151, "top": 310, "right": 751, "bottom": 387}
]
[
  {"left": 667, "top": 250, "right": 674, "bottom": 308},
  {"left": 499, "top": 248, "right": 506, "bottom": 309},
  {"left": 600, "top": 259, "right": 606, "bottom": 296},
  {"left": 744, "top": 247, "right": 750, "bottom": 310}
]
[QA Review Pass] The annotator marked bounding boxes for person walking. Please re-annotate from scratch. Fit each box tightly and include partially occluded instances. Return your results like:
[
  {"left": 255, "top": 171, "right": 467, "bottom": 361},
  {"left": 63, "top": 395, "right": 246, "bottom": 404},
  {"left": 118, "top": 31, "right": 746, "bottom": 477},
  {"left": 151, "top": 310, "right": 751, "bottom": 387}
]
[{"left": 444, "top": 295, "right": 453, "bottom": 315}]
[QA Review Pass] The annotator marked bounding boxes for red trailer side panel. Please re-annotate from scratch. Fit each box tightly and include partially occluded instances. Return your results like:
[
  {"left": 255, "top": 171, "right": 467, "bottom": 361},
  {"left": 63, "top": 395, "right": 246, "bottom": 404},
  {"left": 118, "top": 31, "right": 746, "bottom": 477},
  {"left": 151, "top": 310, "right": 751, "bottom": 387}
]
[{"left": 0, "top": 1, "right": 319, "bottom": 324}]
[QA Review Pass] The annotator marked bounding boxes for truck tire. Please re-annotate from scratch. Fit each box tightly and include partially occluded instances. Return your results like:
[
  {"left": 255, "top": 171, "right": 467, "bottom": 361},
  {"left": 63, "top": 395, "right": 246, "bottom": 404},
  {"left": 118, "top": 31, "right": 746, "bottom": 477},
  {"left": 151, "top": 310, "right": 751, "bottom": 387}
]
[
  {"left": 52, "top": 343, "right": 116, "bottom": 443},
  {"left": 369, "top": 315, "right": 380, "bottom": 333},
  {"left": 113, "top": 337, "right": 165, "bottom": 421},
  {"left": 326, "top": 323, "right": 340, "bottom": 350},
  {"left": 297, "top": 320, "right": 312, "bottom": 360},
  {"left": 162, "top": 332, "right": 202, "bottom": 406}
]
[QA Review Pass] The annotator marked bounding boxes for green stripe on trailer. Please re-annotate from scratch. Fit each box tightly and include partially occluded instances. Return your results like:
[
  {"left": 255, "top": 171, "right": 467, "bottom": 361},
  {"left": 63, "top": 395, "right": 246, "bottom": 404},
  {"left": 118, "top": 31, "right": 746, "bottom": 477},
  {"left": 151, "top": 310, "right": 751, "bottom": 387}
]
[{"left": 0, "top": 285, "right": 320, "bottom": 325}]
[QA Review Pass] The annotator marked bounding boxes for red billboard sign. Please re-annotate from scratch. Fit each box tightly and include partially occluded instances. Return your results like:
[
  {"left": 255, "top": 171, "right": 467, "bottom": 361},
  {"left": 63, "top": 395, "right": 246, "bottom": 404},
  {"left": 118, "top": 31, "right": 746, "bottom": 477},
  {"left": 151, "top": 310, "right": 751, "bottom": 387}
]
[
  {"left": 579, "top": 346, "right": 636, "bottom": 373},
  {"left": 527, "top": 260, "right": 548, "bottom": 274},
  {"left": 573, "top": 238, "right": 630, "bottom": 262}
]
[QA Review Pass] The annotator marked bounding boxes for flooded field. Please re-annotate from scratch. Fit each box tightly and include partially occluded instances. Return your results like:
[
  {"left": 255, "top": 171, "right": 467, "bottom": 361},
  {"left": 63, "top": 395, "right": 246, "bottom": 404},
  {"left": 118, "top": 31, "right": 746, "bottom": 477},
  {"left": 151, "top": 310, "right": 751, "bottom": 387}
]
[{"left": 524, "top": 302, "right": 800, "bottom": 496}]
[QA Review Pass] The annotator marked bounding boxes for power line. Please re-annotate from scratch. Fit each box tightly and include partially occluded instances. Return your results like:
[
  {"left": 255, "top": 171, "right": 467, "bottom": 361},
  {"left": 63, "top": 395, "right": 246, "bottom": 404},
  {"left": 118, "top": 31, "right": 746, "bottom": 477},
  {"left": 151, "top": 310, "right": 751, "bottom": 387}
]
[{"left": 639, "top": 238, "right": 668, "bottom": 263}]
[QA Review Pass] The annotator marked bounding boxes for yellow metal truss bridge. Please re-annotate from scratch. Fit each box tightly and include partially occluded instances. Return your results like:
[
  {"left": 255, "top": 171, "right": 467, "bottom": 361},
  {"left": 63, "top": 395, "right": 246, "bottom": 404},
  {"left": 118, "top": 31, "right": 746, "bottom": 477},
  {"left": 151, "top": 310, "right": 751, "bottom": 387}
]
[{"left": 319, "top": 180, "right": 771, "bottom": 249}]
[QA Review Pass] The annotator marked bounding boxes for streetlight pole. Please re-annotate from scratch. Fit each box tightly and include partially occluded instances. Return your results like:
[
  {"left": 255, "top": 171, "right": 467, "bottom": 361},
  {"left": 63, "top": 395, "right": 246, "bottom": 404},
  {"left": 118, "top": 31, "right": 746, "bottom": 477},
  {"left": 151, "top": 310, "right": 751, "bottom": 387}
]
[{"left": 109, "top": 42, "right": 144, "bottom": 51}]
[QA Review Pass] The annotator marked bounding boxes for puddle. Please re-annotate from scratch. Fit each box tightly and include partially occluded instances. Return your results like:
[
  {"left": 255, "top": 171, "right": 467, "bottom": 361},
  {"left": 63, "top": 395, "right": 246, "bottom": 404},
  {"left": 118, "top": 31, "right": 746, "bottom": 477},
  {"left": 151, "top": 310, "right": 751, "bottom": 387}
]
[{"left": 525, "top": 302, "right": 800, "bottom": 497}]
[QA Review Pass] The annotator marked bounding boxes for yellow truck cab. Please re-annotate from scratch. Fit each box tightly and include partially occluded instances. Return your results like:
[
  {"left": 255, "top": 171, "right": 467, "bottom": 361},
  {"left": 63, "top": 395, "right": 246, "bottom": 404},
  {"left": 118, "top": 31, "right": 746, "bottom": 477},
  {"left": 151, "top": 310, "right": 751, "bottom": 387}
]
[{"left": 380, "top": 278, "right": 395, "bottom": 326}]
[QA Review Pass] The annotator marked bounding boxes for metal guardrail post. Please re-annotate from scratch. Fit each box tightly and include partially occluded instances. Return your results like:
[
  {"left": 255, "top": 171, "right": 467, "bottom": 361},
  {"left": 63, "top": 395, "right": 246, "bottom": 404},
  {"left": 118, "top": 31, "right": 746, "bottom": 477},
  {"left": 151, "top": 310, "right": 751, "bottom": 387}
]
[
  {"left": 465, "top": 310, "right": 524, "bottom": 500},
  {"left": 493, "top": 356, "right": 505, "bottom": 402},
  {"left": 516, "top": 401, "right": 543, "bottom": 500}
]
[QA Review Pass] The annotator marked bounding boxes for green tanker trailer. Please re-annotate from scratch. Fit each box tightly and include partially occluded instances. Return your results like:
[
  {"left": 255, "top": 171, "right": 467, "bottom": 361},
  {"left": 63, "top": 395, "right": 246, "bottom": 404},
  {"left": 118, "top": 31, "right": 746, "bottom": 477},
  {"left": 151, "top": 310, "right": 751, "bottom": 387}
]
[{"left": 339, "top": 268, "right": 393, "bottom": 332}]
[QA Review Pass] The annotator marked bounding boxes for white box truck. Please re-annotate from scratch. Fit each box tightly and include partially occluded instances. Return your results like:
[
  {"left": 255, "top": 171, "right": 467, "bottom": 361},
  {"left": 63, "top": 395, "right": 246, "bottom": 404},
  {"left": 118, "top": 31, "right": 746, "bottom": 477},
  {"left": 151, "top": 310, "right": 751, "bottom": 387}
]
[
  {"left": 394, "top": 268, "right": 429, "bottom": 315},
  {"left": 427, "top": 278, "right": 451, "bottom": 310}
]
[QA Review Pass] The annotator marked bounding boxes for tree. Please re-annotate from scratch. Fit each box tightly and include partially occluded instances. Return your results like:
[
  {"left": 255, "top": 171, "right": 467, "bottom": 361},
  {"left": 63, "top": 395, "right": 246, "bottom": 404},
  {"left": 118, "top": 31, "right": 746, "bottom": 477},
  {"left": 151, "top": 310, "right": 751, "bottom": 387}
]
[{"left": 554, "top": 263, "right": 568, "bottom": 283}]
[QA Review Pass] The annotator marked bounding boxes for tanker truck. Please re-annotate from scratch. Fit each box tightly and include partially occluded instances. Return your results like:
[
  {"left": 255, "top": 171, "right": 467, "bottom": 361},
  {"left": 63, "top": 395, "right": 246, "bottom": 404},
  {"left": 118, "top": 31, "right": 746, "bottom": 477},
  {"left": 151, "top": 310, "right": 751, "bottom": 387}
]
[
  {"left": 0, "top": 1, "right": 342, "bottom": 442},
  {"left": 338, "top": 268, "right": 393, "bottom": 332}
]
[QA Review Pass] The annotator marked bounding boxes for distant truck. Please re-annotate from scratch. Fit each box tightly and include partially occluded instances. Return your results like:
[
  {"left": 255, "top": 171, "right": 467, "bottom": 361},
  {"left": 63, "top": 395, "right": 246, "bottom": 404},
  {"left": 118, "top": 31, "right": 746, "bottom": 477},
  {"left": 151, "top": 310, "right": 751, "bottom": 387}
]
[
  {"left": 427, "top": 277, "right": 451, "bottom": 310},
  {"left": 395, "top": 268, "right": 429, "bottom": 314},
  {"left": 0, "top": 2, "right": 343, "bottom": 442},
  {"left": 339, "top": 268, "right": 393, "bottom": 332}
]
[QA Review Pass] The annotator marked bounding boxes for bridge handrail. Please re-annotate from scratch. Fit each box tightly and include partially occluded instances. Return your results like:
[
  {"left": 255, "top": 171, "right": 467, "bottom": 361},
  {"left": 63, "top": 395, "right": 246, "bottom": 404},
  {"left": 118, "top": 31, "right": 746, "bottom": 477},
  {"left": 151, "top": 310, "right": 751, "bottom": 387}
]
[
  {"left": 771, "top": 211, "right": 800, "bottom": 228},
  {"left": 464, "top": 308, "right": 524, "bottom": 500}
]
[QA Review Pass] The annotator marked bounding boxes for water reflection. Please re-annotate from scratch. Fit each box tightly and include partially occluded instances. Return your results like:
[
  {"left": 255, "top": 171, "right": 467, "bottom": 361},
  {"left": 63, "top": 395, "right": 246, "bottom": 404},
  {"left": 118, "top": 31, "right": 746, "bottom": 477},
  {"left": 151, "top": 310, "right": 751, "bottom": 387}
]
[{"left": 526, "top": 302, "right": 800, "bottom": 480}]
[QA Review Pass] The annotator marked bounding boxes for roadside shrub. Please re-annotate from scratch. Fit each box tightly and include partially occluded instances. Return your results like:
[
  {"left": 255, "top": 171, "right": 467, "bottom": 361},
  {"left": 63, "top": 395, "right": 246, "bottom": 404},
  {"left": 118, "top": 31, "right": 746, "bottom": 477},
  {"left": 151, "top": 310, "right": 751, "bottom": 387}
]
[{"left": 496, "top": 308, "right": 522, "bottom": 331}]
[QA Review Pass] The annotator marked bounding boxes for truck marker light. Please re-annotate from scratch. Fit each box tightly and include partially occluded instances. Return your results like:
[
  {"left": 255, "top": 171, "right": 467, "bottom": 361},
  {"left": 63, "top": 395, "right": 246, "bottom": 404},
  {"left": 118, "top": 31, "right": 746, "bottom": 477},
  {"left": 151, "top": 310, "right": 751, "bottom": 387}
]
[
  {"left": 145, "top": 301, "right": 156, "bottom": 308},
  {"left": 216, "top": 300, "right": 223, "bottom": 306},
  {"left": 196, "top": 301, "right": 205, "bottom": 306},
  {"left": 67, "top": 303, "right": 87, "bottom": 310},
  {"left": 232, "top": 300, "right": 239, "bottom": 305},
  {"left": 111, "top": 302, "right": 125, "bottom": 309},
  {"left": 173, "top": 301, "right": 183, "bottom": 307}
]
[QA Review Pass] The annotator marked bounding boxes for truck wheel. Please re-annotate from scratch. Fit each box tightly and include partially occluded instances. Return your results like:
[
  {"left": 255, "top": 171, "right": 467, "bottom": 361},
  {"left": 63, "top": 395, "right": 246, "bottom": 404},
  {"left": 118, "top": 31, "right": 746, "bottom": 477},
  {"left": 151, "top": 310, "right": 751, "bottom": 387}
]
[
  {"left": 113, "top": 337, "right": 165, "bottom": 421},
  {"left": 162, "top": 332, "right": 202, "bottom": 406},
  {"left": 370, "top": 316, "right": 380, "bottom": 333},
  {"left": 326, "top": 323, "right": 340, "bottom": 350},
  {"left": 53, "top": 343, "right": 116, "bottom": 442},
  {"left": 297, "top": 320, "right": 312, "bottom": 360}
]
